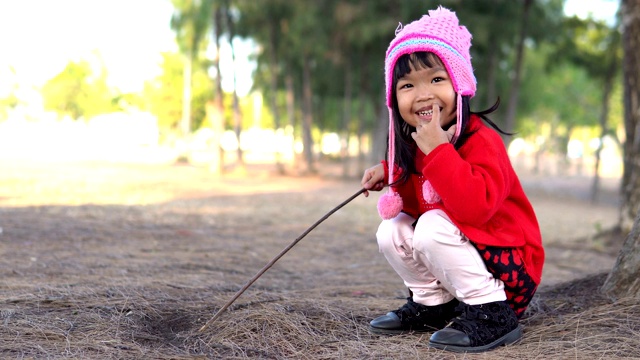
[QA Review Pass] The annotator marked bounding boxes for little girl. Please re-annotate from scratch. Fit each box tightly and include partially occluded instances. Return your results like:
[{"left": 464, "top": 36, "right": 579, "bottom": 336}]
[{"left": 361, "top": 7, "right": 544, "bottom": 353}]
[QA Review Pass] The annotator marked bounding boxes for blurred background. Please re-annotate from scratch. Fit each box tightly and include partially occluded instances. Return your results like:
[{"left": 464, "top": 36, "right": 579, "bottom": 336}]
[{"left": 0, "top": 0, "right": 623, "bottom": 198}]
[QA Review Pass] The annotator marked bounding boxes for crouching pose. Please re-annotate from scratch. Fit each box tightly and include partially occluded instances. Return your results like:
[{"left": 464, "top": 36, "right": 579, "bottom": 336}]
[{"left": 361, "top": 6, "right": 544, "bottom": 353}]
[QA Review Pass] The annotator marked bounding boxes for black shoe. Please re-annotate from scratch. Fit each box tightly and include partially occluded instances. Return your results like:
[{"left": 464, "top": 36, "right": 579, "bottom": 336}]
[
  {"left": 369, "top": 297, "right": 460, "bottom": 334},
  {"left": 428, "top": 300, "right": 522, "bottom": 353}
]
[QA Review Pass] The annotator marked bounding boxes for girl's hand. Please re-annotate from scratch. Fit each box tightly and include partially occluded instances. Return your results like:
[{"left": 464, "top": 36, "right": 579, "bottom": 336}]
[
  {"left": 361, "top": 163, "right": 385, "bottom": 197},
  {"left": 411, "top": 105, "right": 457, "bottom": 155}
]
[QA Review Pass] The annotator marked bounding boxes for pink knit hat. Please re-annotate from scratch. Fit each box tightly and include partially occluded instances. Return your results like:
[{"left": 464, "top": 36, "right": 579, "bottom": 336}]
[{"left": 377, "top": 6, "right": 477, "bottom": 220}]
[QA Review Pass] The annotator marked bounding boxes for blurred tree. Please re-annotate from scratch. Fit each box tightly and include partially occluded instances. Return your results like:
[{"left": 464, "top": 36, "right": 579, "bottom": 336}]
[
  {"left": 0, "top": 92, "right": 18, "bottom": 120},
  {"left": 552, "top": 15, "right": 622, "bottom": 202},
  {"left": 143, "top": 53, "right": 183, "bottom": 133},
  {"left": 502, "top": 0, "right": 564, "bottom": 140},
  {"left": 327, "top": 0, "right": 414, "bottom": 177},
  {"left": 501, "top": 0, "right": 532, "bottom": 140},
  {"left": 142, "top": 52, "right": 213, "bottom": 142},
  {"left": 519, "top": 51, "right": 602, "bottom": 173},
  {"left": 289, "top": 0, "right": 334, "bottom": 174},
  {"left": 619, "top": 0, "right": 640, "bottom": 228},
  {"left": 222, "top": 0, "right": 245, "bottom": 170},
  {"left": 193, "top": 0, "right": 579, "bottom": 178},
  {"left": 235, "top": 0, "right": 292, "bottom": 174},
  {"left": 0, "top": 67, "right": 20, "bottom": 120},
  {"left": 171, "top": 0, "right": 214, "bottom": 137},
  {"left": 328, "top": 1, "right": 356, "bottom": 178},
  {"left": 601, "top": 0, "right": 640, "bottom": 299},
  {"left": 435, "top": 0, "right": 562, "bottom": 136},
  {"left": 210, "top": 3, "right": 226, "bottom": 174},
  {"left": 244, "top": 0, "right": 333, "bottom": 174},
  {"left": 450, "top": 1, "right": 524, "bottom": 118},
  {"left": 41, "top": 58, "right": 120, "bottom": 120},
  {"left": 236, "top": 0, "right": 400, "bottom": 174}
]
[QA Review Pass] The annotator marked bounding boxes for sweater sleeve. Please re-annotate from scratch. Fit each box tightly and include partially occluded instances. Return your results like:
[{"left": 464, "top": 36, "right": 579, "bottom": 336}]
[{"left": 420, "top": 130, "right": 513, "bottom": 225}]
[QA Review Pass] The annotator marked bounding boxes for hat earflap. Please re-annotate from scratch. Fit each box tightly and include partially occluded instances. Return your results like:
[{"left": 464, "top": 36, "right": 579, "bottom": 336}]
[{"left": 377, "top": 110, "right": 404, "bottom": 220}]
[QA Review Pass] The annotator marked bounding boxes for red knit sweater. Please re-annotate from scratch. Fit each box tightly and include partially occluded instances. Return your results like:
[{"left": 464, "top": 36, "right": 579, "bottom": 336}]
[{"left": 383, "top": 115, "right": 544, "bottom": 284}]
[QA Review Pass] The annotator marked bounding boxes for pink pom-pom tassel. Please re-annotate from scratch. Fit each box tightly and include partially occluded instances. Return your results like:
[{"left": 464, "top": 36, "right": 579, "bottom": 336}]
[
  {"left": 423, "top": 181, "right": 441, "bottom": 204},
  {"left": 377, "top": 191, "right": 403, "bottom": 220}
]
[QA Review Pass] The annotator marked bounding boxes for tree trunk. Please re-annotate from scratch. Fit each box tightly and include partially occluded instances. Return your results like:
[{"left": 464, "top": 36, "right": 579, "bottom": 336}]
[
  {"left": 602, "top": 211, "right": 640, "bottom": 299},
  {"left": 301, "top": 55, "right": 316, "bottom": 174},
  {"left": 207, "top": 101, "right": 223, "bottom": 175},
  {"left": 268, "top": 23, "right": 285, "bottom": 175},
  {"left": 356, "top": 91, "right": 367, "bottom": 176},
  {"left": 225, "top": 6, "right": 244, "bottom": 170},
  {"left": 602, "top": 0, "right": 640, "bottom": 299},
  {"left": 590, "top": 61, "right": 616, "bottom": 203},
  {"left": 285, "top": 72, "right": 297, "bottom": 169},
  {"left": 181, "top": 50, "right": 193, "bottom": 137},
  {"left": 485, "top": 33, "right": 498, "bottom": 110},
  {"left": 620, "top": 0, "right": 640, "bottom": 230},
  {"left": 341, "top": 56, "right": 353, "bottom": 178},
  {"left": 209, "top": 6, "right": 225, "bottom": 175},
  {"left": 356, "top": 58, "right": 370, "bottom": 176},
  {"left": 503, "top": 0, "right": 532, "bottom": 142}
]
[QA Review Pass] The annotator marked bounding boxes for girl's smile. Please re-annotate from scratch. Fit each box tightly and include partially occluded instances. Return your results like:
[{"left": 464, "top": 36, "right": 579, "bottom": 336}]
[{"left": 395, "top": 62, "right": 456, "bottom": 130}]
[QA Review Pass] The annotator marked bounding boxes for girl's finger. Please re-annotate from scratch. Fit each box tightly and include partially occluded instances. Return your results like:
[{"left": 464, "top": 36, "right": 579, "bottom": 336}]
[
  {"left": 429, "top": 105, "right": 440, "bottom": 128},
  {"left": 446, "top": 124, "right": 457, "bottom": 142}
]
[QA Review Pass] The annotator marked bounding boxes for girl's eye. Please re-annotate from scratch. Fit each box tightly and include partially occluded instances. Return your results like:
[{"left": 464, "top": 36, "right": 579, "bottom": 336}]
[
  {"left": 397, "top": 82, "right": 413, "bottom": 90},
  {"left": 432, "top": 77, "right": 445, "bottom": 83}
]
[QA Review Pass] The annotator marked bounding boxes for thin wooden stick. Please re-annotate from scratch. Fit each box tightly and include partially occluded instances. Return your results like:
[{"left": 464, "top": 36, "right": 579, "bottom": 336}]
[{"left": 199, "top": 188, "right": 366, "bottom": 332}]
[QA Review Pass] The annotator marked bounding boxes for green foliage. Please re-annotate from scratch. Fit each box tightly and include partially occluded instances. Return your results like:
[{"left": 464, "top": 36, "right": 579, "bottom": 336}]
[
  {"left": 141, "top": 52, "right": 214, "bottom": 137},
  {"left": 607, "top": 75, "right": 623, "bottom": 133},
  {"left": 142, "top": 53, "right": 183, "bottom": 132},
  {"left": 519, "top": 44, "right": 600, "bottom": 131},
  {"left": 157, "top": 0, "right": 623, "bottom": 161},
  {"left": 41, "top": 59, "right": 122, "bottom": 120},
  {"left": 553, "top": 15, "right": 621, "bottom": 79},
  {"left": 26, "top": 0, "right": 623, "bottom": 159},
  {"left": 0, "top": 66, "right": 20, "bottom": 119},
  {"left": 0, "top": 91, "right": 19, "bottom": 121},
  {"left": 171, "top": 0, "right": 214, "bottom": 57},
  {"left": 232, "top": 0, "right": 576, "bottom": 140}
]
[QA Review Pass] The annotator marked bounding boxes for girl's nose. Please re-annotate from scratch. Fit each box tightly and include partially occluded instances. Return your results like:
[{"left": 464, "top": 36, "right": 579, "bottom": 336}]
[{"left": 416, "top": 84, "right": 434, "bottom": 101}]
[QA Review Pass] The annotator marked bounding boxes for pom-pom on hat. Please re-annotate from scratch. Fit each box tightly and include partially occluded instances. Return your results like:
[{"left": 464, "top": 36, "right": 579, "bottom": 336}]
[{"left": 377, "top": 6, "right": 476, "bottom": 220}]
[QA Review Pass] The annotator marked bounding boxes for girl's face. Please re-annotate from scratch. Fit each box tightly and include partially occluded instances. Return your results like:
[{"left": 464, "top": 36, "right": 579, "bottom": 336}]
[{"left": 395, "top": 54, "right": 456, "bottom": 130}]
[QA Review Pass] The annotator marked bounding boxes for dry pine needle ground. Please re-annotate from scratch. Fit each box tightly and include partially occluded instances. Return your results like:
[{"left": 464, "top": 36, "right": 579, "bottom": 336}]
[{"left": 0, "top": 160, "right": 635, "bottom": 359}]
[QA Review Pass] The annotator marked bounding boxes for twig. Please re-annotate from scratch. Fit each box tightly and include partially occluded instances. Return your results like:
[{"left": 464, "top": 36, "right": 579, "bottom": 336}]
[{"left": 198, "top": 188, "right": 366, "bottom": 332}]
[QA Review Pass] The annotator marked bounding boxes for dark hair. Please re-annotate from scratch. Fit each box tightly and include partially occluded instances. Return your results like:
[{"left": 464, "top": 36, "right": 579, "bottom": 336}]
[{"left": 389, "top": 52, "right": 511, "bottom": 186}]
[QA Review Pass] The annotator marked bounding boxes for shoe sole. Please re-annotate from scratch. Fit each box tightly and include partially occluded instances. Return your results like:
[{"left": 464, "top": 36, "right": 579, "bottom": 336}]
[
  {"left": 428, "top": 324, "right": 523, "bottom": 353},
  {"left": 368, "top": 326, "right": 430, "bottom": 335}
]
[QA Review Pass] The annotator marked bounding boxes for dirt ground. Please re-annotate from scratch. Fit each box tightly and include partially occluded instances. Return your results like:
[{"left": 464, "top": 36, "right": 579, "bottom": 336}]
[{"left": 1, "top": 156, "right": 637, "bottom": 359}]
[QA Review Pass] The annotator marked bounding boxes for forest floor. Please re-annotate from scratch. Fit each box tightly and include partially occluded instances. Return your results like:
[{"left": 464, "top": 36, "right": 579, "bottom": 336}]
[{"left": 1, "top": 155, "right": 638, "bottom": 359}]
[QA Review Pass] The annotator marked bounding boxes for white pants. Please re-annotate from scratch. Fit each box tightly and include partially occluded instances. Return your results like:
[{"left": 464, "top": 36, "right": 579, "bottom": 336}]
[{"left": 376, "top": 210, "right": 506, "bottom": 306}]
